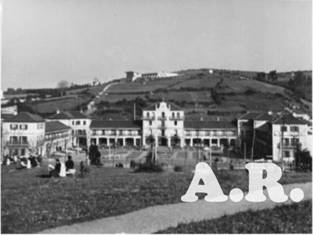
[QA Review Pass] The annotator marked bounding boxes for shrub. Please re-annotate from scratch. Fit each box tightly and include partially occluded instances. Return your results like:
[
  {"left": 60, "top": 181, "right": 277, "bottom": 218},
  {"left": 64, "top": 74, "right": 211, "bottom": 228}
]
[
  {"left": 173, "top": 165, "right": 183, "bottom": 172},
  {"left": 133, "top": 162, "right": 163, "bottom": 173}
]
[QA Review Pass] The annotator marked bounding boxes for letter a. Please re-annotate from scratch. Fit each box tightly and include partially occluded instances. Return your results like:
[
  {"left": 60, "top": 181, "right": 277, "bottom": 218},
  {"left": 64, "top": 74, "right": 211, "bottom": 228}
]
[
  {"left": 245, "top": 163, "right": 288, "bottom": 202},
  {"left": 181, "top": 162, "right": 228, "bottom": 202}
]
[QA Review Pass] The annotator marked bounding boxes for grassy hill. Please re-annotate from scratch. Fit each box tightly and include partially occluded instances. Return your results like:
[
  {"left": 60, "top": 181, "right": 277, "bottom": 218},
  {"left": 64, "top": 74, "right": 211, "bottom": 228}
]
[{"left": 92, "top": 68, "right": 309, "bottom": 121}]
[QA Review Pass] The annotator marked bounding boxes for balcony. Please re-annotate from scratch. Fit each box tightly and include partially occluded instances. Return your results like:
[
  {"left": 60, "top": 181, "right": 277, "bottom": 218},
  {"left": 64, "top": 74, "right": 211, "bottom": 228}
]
[
  {"left": 169, "top": 116, "right": 184, "bottom": 121},
  {"left": 142, "top": 116, "right": 155, "bottom": 120},
  {"left": 158, "top": 116, "right": 167, "bottom": 121},
  {"left": 6, "top": 141, "right": 29, "bottom": 147},
  {"left": 277, "top": 143, "right": 300, "bottom": 149}
]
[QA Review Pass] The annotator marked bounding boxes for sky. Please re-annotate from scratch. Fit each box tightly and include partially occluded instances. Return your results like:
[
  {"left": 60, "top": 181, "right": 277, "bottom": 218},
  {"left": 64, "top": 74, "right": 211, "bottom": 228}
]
[{"left": 1, "top": 0, "right": 312, "bottom": 89}]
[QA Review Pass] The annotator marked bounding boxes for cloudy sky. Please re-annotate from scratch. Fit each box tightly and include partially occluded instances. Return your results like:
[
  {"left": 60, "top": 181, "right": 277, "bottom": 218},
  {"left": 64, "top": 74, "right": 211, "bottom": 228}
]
[{"left": 1, "top": 0, "right": 312, "bottom": 89}]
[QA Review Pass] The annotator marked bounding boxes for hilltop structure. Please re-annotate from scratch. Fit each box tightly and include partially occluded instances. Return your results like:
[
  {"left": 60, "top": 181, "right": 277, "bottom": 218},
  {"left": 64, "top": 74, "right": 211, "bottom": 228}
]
[{"left": 125, "top": 71, "right": 178, "bottom": 82}]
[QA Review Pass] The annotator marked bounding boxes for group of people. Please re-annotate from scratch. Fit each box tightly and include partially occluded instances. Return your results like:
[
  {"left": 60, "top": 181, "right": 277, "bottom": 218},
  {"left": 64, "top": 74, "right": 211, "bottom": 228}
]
[
  {"left": 49, "top": 155, "right": 76, "bottom": 177},
  {"left": 2, "top": 153, "right": 42, "bottom": 169}
]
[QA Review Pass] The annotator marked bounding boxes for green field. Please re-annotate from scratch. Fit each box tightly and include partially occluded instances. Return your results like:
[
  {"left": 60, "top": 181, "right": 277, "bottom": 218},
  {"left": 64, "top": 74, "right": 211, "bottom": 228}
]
[
  {"left": 1, "top": 162, "right": 311, "bottom": 233},
  {"left": 157, "top": 200, "right": 312, "bottom": 233},
  {"left": 94, "top": 69, "right": 303, "bottom": 119}
]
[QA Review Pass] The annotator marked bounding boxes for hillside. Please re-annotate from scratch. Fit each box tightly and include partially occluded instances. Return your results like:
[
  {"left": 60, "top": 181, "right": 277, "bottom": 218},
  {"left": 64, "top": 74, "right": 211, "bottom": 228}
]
[{"left": 92, "top": 68, "right": 310, "bottom": 121}]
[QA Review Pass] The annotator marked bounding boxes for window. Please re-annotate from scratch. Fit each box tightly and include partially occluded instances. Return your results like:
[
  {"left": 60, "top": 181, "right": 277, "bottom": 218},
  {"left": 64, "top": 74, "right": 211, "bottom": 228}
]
[
  {"left": 83, "top": 121, "right": 86, "bottom": 125},
  {"left": 102, "top": 130, "right": 106, "bottom": 135},
  {"left": 161, "top": 130, "right": 165, "bottom": 136},
  {"left": 281, "top": 126, "right": 287, "bottom": 132},
  {"left": 162, "top": 112, "right": 165, "bottom": 118},
  {"left": 20, "top": 124, "right": 28, "bottom": 130},
  {"left": 172, "top": 112, "right": 175, "bottom": 118},
  {"left": 21, "top": 149, "right": 25, "bottom": 156},
  {"left": 119, "top": 130, "right": 123, "bottom": 135},
  {"left": 10, "top": 136, "right": 18, "bottom": 143},
  {"left": 290, "top": 126, "right": 299, "bottom": 132},
  {"left": 147, "top": 112, "right": 150, "bottom": 118},
  {"left": 10, "top": 124, "right": 18, "bottom": 130},
  {"left": 291, "top": 138, "right": 299, "bottom": 146},
  {"left": 177, "top": 112, "right": 180, "bottom": 118},
  {"left": 92, "top": 130, "right": 97, "bottom": 135},
  {"left": 174, "top": 121, "right": 177, "bottom": 126},
  {"left": 37, "top": 123, "right": 44, "bottom": 129},
  {"left": 161, "top": 121, "right": 165, "bottom": 127},
  {"left": 149, "top": 121, "right": 152, "bottom": 126},
  {"left": 283, "top": 138, "right": 289, "bottom": 146},
  {"left": 21, "top": 136, "right": 28, "bottom": 143},
  {"left": 76, "top": 121, "right": 81, "bottom": 125},
  {"left": 72, "top": 121, "right": 75, "bottom": 125},
  {"left": 284, "top": 151, "right": 290, "bottom": 158}
]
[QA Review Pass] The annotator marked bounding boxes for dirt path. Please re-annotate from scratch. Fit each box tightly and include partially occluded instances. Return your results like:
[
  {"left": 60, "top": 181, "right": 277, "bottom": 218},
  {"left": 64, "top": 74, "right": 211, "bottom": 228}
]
[
  {"left": 40, "top": 182, "right": 311, "bottom": 234},
  {"left": 86, "top": 82, "right": 117, "bottom": 115}
]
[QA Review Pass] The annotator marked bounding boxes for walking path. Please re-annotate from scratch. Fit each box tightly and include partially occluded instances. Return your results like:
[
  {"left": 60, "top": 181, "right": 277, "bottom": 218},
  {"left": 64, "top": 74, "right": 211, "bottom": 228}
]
[
  {"left": 86, "top": 82, "right": 117, "bottom": 115},
  {"left": 41, "top": 182, "right": 311, "bottom": 234}
]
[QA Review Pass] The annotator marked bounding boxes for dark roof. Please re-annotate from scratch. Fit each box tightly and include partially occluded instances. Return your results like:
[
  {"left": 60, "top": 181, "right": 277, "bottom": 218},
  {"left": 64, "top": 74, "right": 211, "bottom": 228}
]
[
  {"left": 90, "top": 120, "right": 142, "bottom": 129},
  {"left": 273, "top": 114, "right": 307, "bottom": 125},
  {"left": 4, "top": 112, "right": 44, "bottom": 122},
  {"left": 184, "top": 121, "right": 236, "bottom": 129},
  {"left": 45, "top": 121, "right": 71, "bottom": 133},
  {"left": 239, "top": 112, "right": 262, "bottom": 120},
  {"left": 256, "top": 122, "right": 272, "bottom": 133},
  {"left": 255, "top": 113, "right": 274, "bottom": 121},
  {"left": 49, "top": 111, "right": 89, "bottom": 120},
  {"left": 1, "top": 114, "right": 16, "bottom": 121}
]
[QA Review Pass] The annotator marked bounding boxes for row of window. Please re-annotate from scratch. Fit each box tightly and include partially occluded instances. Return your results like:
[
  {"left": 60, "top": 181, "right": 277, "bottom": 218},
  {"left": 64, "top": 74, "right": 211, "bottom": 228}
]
[
  {"left": 282, "top": 138, "right": 299, "bottom": 146},
  {"left": 148, "top": 120, "right": 178, "bottom": 126},
  {"left": 9, "top": 136, "right": 28, "bottom": 143},
  {"left": 10, "top": 123, "right": 44, "bottom": 130},
  {"left": 145, "top": 112, "right": 182, "bottom": 119},
  {"left": 280, "top": 126, "right": 300, "bottom": 132},
  {"left": 92, "top": 130, "right": 141, "bottom": 136},
  {"left": 71, "top": 120, "right": 87, "bottom": 126}
]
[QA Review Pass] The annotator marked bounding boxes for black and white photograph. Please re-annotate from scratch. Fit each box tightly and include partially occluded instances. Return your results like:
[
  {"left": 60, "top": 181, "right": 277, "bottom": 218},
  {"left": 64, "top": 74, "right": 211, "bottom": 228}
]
[{"left": 0, "top": 0, "right": 312, "bottom": 233}]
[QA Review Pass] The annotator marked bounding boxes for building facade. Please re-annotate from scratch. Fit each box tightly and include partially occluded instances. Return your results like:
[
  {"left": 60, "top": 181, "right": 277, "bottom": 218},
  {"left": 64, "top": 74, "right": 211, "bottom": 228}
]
[
  {"left": 2, "top": 112, "right": 46, "bottom": 156},
  {"left": 44, "top": 121, "right": 72, "bottom": 156},
  {"left": 47, "top": 111, "right": 91, "bottom": 147},
  {"left": 272, "top": 114, "right": 313, "bottom": 162}
]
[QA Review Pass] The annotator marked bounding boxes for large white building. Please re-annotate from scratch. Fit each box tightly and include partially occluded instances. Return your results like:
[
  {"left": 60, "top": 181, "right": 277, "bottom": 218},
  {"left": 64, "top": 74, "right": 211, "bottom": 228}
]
[
  {"left": 2, "top": 112, "right": 46, "bottom": 156},
  {"left": 272, "top": 114, "right": 313, "bottom": 162},
  {"left": 47, "top": 111, "right": 91, "bottom": 147}
]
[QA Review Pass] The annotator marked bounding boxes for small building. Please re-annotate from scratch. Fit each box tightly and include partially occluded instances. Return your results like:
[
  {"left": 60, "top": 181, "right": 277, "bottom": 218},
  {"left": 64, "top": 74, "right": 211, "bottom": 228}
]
[
  {"left": 47, "top": 111, "right": 91, "bottom": 147},
  {"left": 44, "top": 121, "right": 72, "bottom": 156}
]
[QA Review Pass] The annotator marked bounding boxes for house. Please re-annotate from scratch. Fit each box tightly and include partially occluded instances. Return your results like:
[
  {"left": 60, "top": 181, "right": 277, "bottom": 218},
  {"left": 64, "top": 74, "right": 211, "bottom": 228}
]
[
  {"left": 44, "top": 121, "right": 72, "bottom": 156},
  {"left": 47, "top": 111, "right": 91, "bottom": 147},
  {"left": 272, "top": 114, "right": 312, "bottom": 162},
  {"left": 2, "top": 112, "right": 46, "bottom": 157}
]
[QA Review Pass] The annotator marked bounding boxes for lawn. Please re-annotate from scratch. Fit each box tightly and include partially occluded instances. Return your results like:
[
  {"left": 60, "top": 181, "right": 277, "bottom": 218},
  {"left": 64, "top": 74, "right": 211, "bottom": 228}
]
[
  {"left": 1, "top": 165, "right": 311, "bottom": 233},
  {"left": 156, "top": 200, "right": 312, "bottom": 233}
]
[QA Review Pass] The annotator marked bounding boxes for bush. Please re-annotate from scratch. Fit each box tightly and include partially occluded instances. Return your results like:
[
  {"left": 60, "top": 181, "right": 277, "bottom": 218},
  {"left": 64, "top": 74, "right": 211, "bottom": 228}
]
[
  {"left": 173, "top": 165, "right": 183, "bottom": 172},
  {"left": 134, "top": 162, "right": 163, "bottom": 173}
]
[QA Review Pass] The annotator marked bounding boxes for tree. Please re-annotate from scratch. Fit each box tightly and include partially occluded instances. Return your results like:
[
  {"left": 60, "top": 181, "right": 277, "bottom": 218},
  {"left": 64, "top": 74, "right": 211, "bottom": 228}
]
[
  {"left": 56, "top": 80, "right": 69, "bottom": 89},
  {"left": 255, "top": 72, "right": 266, "bottom": 81},
  {"left": 268, "top": 70, "right": 277, "bottom": 82}
]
